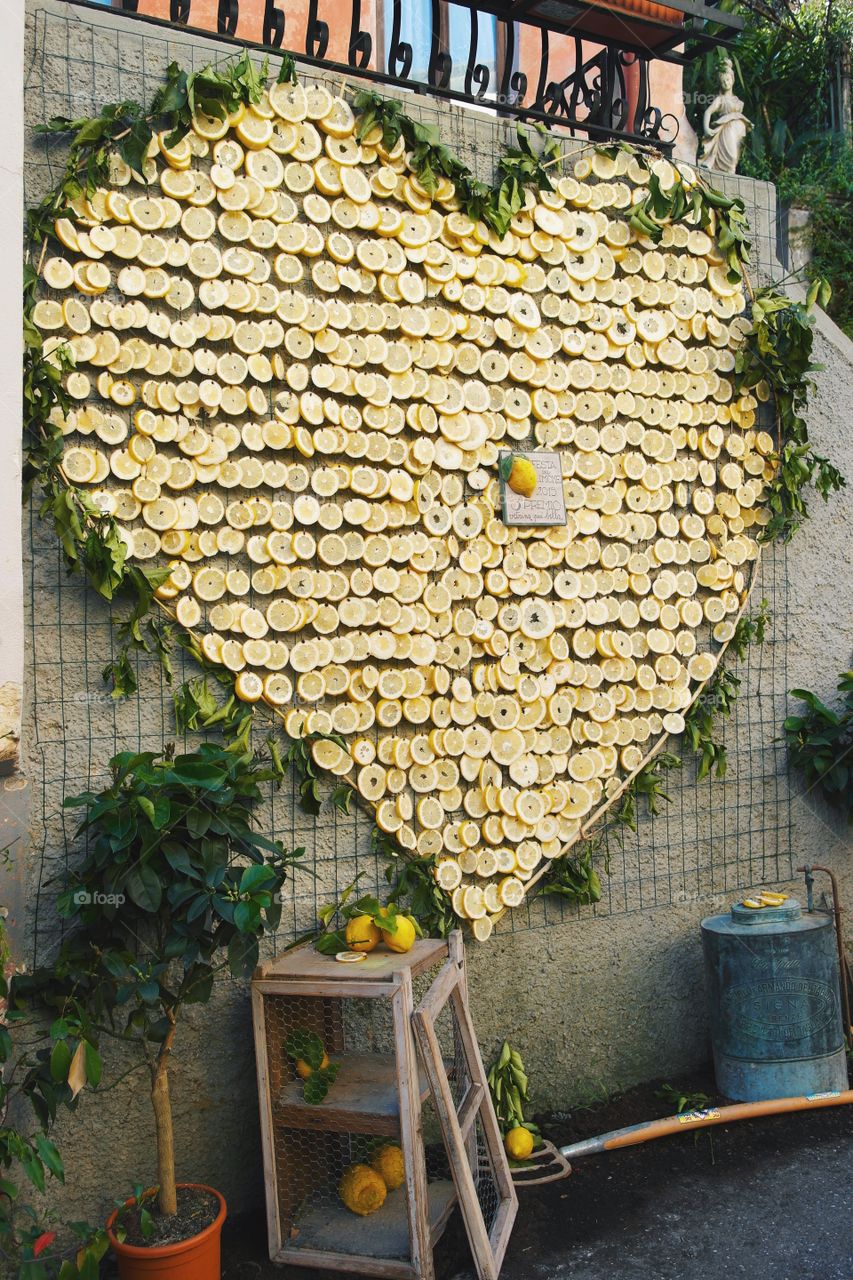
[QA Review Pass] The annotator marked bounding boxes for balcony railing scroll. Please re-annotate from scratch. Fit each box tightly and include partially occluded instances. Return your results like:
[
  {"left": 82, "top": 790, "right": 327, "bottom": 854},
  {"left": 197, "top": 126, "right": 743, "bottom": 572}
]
[{"left": 58, "top": 0, "right": 745, "bottom": 148}]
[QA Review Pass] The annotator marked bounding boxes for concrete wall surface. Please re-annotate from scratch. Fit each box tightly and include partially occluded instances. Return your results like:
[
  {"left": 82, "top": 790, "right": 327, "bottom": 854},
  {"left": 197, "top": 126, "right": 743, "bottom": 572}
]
[{"left": 14, "top": 0, "right": 853, "bottom": 1228}]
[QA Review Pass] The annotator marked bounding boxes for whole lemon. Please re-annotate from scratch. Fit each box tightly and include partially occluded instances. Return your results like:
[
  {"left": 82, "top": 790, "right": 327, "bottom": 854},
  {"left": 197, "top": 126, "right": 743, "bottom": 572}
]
[
  {"left": 370, "top": 1143, "right": 405, "bottom": 1190},
  {"left": 508, "top": 457, "right": 537, "bottom": 498},
  {"left": 295, "top": 1051, "right": 329, "bottom": 1080},
  {"left": 504, "top": 1126, "right": 535, "bottom": 1161},
  {"left": 345, "top": 915, "right": 381, "bottom": 952},
  {"left": 339, "top": 1163, "right": 387, "bottom": 1216},
  {"left": 381, "top": 915, "right": 417, "bottom": 954}
]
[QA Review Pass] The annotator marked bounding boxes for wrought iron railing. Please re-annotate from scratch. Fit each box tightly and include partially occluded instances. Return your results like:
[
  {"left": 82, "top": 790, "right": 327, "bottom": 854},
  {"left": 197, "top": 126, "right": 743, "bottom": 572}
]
[{"left": 59, "top": 0, "right": 743, "bottom": 147}]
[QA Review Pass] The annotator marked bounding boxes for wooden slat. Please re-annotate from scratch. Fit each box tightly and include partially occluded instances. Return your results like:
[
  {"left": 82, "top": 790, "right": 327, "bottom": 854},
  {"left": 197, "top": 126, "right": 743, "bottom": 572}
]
[
  {"left": 272, "top": 1245, "right": 416, "bottom": 1279},
  {"left": 275, "top": 1052, "right": 430, "bottom": 1134},
  {"left": 415, "top": 1010, "right": 497, "bottom": 1279},
  {"left": 452, "top": 939, "right": 517, "bottom": 1210},
  {"left": 413, "top": 937, "right": 518, "bottom": 1280},
  {"left": 449, "top": 934, "right": 478, "bottom": 1182},
  {"left": 250, "top": 986, "right": 282, "bottom": 1258},
  {"left": 457, "top": 1082, "right": 484, "bottom": 1139},
  {"left": 410, "top": 955, "right": 461, "bottom": 1027},
  {"left": 394, "top": 969, "right": 437, "bottom": 1280},
  {"left": 450, "top": 982, "right": 517, "bottom": 1209},
  {"left": 253, "top": 977, "right": 399, "bottom": 999},
  {"left": 491, "top": 1198, "right": 517, "bottom": 1274},
  {"left": 256, "top": 937, "right": 448, "bottom": 982}
]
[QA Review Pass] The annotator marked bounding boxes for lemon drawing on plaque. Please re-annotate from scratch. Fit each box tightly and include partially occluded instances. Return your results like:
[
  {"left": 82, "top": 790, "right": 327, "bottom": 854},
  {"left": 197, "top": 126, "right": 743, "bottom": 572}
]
[
  {"left": 502, "top": 453, "right": 538, "bottom": 499},
  {"left": 36, "top": 74, "right": 771, "bottom": 940}
]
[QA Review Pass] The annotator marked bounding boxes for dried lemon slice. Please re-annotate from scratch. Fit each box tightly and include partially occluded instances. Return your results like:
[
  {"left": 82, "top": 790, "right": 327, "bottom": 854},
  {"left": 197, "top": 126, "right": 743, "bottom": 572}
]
[
  {"left": 498, "top": 876, "right": 525, "bottom": 908},
  {"left": 435, "top": 858, "right": 463, "bottom": 891},
  {"left": 236, "top": 111, "right": 273, "bottom": 150},
  {"left": 192, "top": 566, "right": 226, "bottom": 602},
  {"left": 320, "top": 97, "right": 356, "bottom": 138},
  {"left": 32, "top": 299, "right": 65, "bottom": 330},
  {"left": 129, "top": 197, "right": 166, "bottom": 231},
  {"left": 62, "top": 446, "right": 98, "bottom": 483},
  {"left": 235, "top": 671, "right": 264, "bottom": 702}
]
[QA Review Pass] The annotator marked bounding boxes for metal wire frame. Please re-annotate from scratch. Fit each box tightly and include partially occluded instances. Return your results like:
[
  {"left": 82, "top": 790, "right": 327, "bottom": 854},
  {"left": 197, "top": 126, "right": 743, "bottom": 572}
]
[
  {"left": 23, "top": 6, "right": 793, "bottom": 966},
  {"left": 54, "top": 0, "right": 739, "bottom": 146}
]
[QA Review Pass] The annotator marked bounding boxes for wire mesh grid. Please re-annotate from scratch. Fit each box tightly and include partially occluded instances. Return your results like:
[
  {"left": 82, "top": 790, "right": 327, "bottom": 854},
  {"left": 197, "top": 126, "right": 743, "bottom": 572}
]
[{"left": 23, "top": 3, "right": 794, "bottom": 969}]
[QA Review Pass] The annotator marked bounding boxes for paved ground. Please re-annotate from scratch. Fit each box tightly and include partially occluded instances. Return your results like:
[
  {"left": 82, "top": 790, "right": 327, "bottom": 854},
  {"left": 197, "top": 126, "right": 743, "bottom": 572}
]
[{"left": 222, "top": 1068, "right": 853, "bottom": 1280}]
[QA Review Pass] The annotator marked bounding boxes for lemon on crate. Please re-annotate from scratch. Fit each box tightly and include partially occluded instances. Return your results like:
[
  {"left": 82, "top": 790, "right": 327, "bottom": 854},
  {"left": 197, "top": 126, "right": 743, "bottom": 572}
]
[
  {"left": 504, "top": 1126, "right": 535, "bottom": 1161},
  {"left": 370, "top": 1142, "right": 405, "bottom": 1191},
  {"left": 339, "top": 1163, "right": 387, "bottom": 1216},
  {"left": 381, "top": 914, "right": 417, "bottom": 954},
  {"left": 295, "top": 1050, "right": 329, "bottom": 1080},
  {"left": 345, "top": 914, "right": 381, "bottom": 952}
]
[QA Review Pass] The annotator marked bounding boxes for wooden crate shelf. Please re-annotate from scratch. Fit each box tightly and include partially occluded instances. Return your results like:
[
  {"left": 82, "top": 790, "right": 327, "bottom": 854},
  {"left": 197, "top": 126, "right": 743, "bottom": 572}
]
[
  {"left": 274, "top": 1179, "right": 457, "bottom": 1264},
  {"left": 276, "top": 1052, "right": 430, "bottom": 1135},
  {"left": 253, "top": 937, "right": 459, "bottom": 1278}
]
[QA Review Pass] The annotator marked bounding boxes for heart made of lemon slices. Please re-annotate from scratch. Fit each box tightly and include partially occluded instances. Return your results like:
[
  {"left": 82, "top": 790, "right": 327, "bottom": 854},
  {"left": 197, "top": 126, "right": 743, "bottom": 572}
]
[{"left": 34, "top": 77, "right": 772, "bottom": 941}]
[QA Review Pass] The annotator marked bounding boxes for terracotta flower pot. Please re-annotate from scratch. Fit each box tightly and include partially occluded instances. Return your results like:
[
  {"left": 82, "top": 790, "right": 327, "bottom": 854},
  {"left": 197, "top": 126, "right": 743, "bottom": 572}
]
[{"left": 106, "top": 1184, "right": 226, "bottom": 1280}]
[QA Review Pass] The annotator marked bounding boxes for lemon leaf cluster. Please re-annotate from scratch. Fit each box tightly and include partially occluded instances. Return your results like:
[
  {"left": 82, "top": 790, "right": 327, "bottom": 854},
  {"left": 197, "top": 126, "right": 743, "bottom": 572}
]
[
  {"left": 736, "top": 286, "right": 845, "bottom": 543},
  {"left": 354, "top": 91, "right": 559, "bottom": 237}
]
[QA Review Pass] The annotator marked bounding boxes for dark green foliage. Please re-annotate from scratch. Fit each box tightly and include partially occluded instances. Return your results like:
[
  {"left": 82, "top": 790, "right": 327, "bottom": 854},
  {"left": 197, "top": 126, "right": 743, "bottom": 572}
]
[
  {"left": 736, "top": 288, "right": 845, "bottom": 542},
  {"left": 629, "top": 158, "right": 751, "bottom": 283},
  {"left": 783, "top": 672, "right": 853, "bottom": 821},
  {"left": 171, "top": 674, "right": 259, "bottom": 756},
  {"left": 685, "top": 0, "right": 853, "bottom": 332},
  {"left": 684, "top": 666, "right": 742, "bottom": 780},
  {"left": 380, "top": 832, "right": 457, "bottom": 938},
  {"left": 615, "top": 753, "right": 683, "bottom": 829},
  {"left": 656, "top": 1082, "right": 712, "bottom": 1114},
  {"left": 536, "top": 841, "right": 602, "bottom": 905},
  {"left": 0, "top": 957, "right": 108, "bottom": 1279},
  {"left": 730, "top": 598, "right": 771, "bottom": 660},
  {"left": 282, "top": 734, "right": 352, "bottom": 816},
  {"left": 284, "top": 1029, "right": 341, "bottom": 1104},
  {"left": 17, "top": 745, "right": 303, "bottom": 1038}
]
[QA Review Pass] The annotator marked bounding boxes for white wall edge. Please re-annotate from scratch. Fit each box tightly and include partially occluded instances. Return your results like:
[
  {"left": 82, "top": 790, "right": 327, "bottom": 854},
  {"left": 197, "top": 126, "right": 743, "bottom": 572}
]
[{"left": 0, "top": 0, "right": 25, "bottom": 774}]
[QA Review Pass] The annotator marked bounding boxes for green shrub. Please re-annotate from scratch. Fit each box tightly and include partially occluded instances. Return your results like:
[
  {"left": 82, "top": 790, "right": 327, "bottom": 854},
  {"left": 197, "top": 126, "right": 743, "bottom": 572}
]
[{"left": 685, "top": 0, "right": 853, "bottom": 334}]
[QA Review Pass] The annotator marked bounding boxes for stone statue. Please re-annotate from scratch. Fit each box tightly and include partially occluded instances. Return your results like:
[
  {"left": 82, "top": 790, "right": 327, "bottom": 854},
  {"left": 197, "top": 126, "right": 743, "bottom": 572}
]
[{"left": 699, "top": 56, "right": 752, "bottom": 174}]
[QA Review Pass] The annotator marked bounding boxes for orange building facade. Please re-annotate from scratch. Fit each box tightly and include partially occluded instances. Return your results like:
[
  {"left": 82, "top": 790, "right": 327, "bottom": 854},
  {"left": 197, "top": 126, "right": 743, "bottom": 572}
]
[{"left": 126, "top": 0, "right": 695, "bottom": 155}]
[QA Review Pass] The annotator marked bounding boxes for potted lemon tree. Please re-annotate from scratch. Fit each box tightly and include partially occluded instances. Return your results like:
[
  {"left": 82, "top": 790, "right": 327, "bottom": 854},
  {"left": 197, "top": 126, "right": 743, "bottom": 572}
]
[{"left": 17, "top": 743, "right": 301, "bottom": 1280}]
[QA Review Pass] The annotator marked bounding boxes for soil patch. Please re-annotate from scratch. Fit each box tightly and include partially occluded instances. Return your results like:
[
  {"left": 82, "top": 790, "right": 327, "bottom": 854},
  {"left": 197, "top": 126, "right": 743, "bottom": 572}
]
[{"left": 118, "top": 1186, "right": 219, "bottom": 1249}]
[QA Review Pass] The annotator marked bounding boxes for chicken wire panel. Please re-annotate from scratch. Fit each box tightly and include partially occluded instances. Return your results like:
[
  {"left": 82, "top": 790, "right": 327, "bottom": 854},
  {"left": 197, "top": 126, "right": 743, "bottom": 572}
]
[
  {"left": 413, "top": 973, "right": 515, "bottom": 1277},
  {"left": 470, "top": 1112, "right": 503, "bottom": 1241},
  {"left": 270, "top": 1122, "right": 455, "bottom": 1264},
  {"left": 257, "top": 987, "right": 455, "bottom": 1266},
  {"left": 426, "top": 996, "right": 502, "bottom": 1240},
  {"left": 24, "top": 3, "right": 793, "bottom": 959},
  {"left": 430, "top": 988, "right": 473, "bottom": 1112}
]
